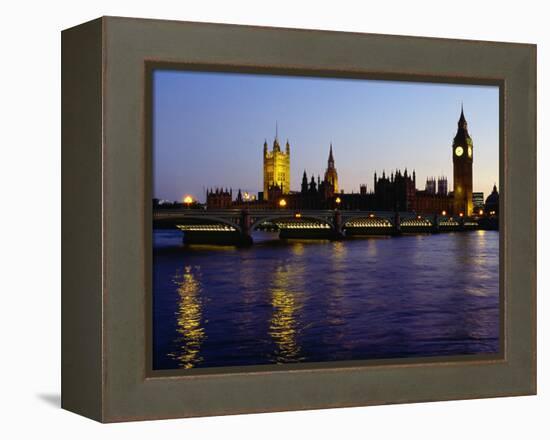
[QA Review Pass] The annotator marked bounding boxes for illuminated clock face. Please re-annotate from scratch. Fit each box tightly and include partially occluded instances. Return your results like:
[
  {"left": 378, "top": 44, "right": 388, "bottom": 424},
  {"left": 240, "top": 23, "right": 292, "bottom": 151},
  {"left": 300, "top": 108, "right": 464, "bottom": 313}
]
[
  {"left": 455, "top": 146, "right": 464, "bottom": 157},
  {"left": 468, "top": 146, "right": 472, "bottom": 158}
]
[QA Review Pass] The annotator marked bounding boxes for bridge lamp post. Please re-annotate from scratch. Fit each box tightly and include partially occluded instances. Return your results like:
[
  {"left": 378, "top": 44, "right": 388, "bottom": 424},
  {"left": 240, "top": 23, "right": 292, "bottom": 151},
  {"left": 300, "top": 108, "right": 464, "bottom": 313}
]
[
  {"left": 459, "top": 212, "right": 464, "bottom": 218},
  {"left": 279, "top": 198, "right": 287, "bottom": 208},
  {"left": 441, "top": 210, "right": 447, "bottom": 216},
  {"left": 183, "top": 195, "right": 193, "bottom": 209},
  {"left": 335, "top": 197, "right": 341, "bottom": 209}
]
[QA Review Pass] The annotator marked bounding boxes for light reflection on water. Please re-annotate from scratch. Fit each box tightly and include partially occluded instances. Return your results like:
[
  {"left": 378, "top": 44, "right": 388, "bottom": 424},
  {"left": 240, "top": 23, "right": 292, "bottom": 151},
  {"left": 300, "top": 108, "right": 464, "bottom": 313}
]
[
  {"left": 168, "top": 266, "right": 205, "bottom": 368},
  {"left": 269, "top": 264, "right": 305, "bottom": 363},
  {"left": 153, "top": 230, "right": 500, "bottom": 370}
]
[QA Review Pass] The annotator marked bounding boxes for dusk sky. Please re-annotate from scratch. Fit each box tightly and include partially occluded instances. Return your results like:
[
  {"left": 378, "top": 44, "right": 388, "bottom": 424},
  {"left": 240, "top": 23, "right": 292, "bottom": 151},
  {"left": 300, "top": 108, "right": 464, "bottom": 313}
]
[{"left": 153, "top": 69, "right": 499, "bottom": 203}]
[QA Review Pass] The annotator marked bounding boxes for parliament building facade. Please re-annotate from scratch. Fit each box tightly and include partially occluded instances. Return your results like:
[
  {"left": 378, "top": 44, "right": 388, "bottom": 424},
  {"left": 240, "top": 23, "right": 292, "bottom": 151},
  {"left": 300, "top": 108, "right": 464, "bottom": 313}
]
[{"left": 207, "top": 109, "right": 495, "bottom": 216}]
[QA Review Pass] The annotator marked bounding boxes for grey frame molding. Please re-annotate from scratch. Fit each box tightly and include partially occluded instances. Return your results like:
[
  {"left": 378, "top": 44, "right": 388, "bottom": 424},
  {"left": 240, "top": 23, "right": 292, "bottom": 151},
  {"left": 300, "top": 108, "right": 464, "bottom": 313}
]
[{"left": 62, "top": 16, "right": 536, "bottom": 422}]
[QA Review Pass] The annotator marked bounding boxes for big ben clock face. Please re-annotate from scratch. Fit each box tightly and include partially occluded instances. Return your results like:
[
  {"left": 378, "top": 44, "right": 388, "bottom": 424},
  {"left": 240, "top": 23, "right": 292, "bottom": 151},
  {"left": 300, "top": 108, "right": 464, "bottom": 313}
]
[
  {"left": 455, "top": 146, "right": 464, "bottom": 157},
  {"left": 468, "top": 146, "right": 472, "bottom": 158}
]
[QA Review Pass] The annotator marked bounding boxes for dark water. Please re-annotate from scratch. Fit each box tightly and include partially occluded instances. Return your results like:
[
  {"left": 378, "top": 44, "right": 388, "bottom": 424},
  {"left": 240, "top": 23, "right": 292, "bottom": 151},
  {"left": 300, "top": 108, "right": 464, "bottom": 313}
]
[{"left": 153, "top": 230, "right": 499, "bottom": 370}]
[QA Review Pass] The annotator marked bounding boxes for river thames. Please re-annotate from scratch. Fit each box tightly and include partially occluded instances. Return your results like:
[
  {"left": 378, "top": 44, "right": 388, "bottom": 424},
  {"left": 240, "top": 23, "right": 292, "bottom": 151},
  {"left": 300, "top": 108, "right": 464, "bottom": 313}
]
[{"left": 153, "top": 230, "right": 499, "bottom": 370}]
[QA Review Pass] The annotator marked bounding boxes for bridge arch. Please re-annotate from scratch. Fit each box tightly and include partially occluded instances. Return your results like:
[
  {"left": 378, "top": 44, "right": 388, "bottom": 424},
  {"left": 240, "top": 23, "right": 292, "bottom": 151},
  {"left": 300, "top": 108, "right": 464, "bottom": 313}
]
[
  {"left": 341, "top": 215, "right": 395, "bottom": 229},
  {"left": 250, "top": 214, "right": 335, "bottom": 231},
  {"left": 399, "top": 215, "right": 433, "bottom": 227},
  {"left": 165, "top": 215, "right": 242, "bottom": 233}
]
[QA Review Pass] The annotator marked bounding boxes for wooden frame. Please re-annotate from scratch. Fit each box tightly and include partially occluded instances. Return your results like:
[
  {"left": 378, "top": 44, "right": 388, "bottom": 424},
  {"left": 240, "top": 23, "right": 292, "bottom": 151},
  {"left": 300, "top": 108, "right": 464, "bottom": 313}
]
[{"left": 62, "top": 16, "right": 536, "bottom": 422}]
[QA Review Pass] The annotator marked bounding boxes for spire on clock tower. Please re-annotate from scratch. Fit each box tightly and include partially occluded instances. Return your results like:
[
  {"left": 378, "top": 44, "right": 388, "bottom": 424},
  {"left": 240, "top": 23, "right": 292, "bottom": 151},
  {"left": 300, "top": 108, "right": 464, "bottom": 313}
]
[
  {"left": 458, "top": 102, "right": 468, "bottom": 131},
  {"left": 453, "top": 105, "right": 473, "bottom": 153}
]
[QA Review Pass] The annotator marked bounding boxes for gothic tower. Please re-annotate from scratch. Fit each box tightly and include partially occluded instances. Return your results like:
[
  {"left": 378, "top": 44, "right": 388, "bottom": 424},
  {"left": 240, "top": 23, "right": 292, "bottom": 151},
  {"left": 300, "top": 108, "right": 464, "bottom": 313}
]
[
  {"left": 263, "top": 124, "right": 290, "bottom": 199},
  {"left": 324, "top": 143, "right": 339, "bottom": 193},
  {"left": 301, "top": 170, "right": 308, "bottom": 193},
  {"left": 452, "top": 105, "right": 474, "bottom": 216}
]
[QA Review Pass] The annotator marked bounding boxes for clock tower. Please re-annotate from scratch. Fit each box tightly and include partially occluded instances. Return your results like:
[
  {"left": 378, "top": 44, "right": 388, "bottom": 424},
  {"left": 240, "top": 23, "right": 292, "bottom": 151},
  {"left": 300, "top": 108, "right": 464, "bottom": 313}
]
[{"left": 452, "top": 106, "right": 474, "bottom": 216}]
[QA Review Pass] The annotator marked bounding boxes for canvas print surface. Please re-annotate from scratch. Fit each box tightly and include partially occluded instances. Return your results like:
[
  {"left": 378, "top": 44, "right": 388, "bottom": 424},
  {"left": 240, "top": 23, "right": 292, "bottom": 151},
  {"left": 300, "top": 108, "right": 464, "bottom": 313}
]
[{"left": 152, "top": 70, "right": 500, "bottom": 371}]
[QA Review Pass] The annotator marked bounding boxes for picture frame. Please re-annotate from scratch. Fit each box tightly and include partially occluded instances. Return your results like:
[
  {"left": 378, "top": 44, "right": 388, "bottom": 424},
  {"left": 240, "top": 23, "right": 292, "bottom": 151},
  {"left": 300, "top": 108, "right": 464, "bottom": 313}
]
[{"left": 61, "top": 16, "right": 536, "bottom": 422}]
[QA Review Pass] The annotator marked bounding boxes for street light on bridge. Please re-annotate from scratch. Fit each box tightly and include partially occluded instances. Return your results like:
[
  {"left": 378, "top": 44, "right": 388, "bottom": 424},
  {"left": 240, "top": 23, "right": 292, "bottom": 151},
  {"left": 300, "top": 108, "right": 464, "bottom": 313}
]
[
  {"left": 279, "top": 198, "right": 287, "bottom": 208},
  {"left": 183, "top": 195, "right": 193, "bottom": 208}
]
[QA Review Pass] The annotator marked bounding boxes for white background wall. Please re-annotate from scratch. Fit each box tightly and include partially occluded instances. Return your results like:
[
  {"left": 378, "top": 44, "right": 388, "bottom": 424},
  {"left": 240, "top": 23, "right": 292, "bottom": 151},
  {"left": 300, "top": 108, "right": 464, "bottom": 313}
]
[{"left": 0, "top": 0, "right": 547, "bottom": 437}]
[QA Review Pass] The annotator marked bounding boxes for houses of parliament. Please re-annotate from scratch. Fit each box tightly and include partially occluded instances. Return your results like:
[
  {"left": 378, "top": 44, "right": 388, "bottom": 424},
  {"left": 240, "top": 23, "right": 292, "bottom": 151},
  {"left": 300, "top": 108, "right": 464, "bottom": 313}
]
[{"left": 206, "top": 108, "right": 497, "bottom": 216}]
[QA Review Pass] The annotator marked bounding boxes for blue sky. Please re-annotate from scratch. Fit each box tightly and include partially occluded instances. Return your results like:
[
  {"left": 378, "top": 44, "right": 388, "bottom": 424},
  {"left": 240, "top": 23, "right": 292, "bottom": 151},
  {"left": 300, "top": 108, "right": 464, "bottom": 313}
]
[{"left": 153, "top": 69, "right": 499, "bottom": 203}]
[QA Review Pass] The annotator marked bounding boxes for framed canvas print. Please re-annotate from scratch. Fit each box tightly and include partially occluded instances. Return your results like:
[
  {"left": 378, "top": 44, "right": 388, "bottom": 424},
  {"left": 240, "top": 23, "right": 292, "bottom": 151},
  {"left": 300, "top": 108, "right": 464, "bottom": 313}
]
[{"left": 62, "top": 16, "right": 536, "bottom": 422}]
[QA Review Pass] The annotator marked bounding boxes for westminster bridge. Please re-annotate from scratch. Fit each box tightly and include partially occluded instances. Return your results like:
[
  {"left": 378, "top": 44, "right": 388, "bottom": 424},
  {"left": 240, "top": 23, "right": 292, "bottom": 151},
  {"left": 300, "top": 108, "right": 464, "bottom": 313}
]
[{"left": 153, "top": 208, "right": 488, "bottom": 245}]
